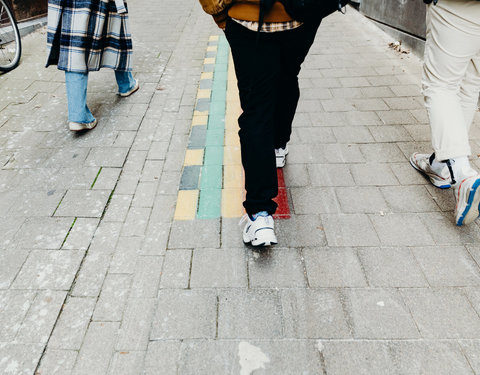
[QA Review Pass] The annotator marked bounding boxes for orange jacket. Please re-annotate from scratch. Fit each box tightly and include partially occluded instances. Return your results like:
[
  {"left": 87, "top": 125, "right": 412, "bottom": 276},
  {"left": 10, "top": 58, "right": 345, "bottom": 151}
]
[{"left": 199, "top": 0, "right": 292, "bottom": 28}]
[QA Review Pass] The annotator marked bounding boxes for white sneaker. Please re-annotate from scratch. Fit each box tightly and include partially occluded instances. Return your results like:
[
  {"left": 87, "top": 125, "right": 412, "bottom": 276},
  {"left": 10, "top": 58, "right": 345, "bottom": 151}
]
[
  {"left": 118, "top": 79, "right": 139, "bottom": 97},
  {"left": 68, "top": 119, "right": 98, "bottom": 132},
  {"left": 454, "top": 171, "right": 480, "bottom": 226},
  {"left": 409, "top": 153, "right": 452, "bottom": 189},
  {"left": 275, "top": 146, "right": 289, "bottom": 168},
  {"left": 240, "top": 212, "right": 277, "bottom": 247}
]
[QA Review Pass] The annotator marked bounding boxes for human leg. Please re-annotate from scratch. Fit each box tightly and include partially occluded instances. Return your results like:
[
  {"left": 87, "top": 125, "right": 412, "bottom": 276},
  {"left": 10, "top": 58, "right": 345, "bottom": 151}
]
[
  {"left": 115, "top": 70, "right": 139, "bottom": 96},
  {"left": 64, "top": 71, "right": 95, "bottom": 124}
]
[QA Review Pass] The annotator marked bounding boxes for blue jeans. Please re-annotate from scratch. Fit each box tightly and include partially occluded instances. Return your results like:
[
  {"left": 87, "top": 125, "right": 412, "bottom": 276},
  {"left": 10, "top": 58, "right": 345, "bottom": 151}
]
[{"left": 65, "top": 71, "right": 136, "bottom": 123}]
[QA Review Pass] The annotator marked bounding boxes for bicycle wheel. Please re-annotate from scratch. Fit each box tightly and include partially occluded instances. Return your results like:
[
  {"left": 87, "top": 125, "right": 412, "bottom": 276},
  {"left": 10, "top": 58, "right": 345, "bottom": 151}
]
[{"left": 0, "top": 0, "right": 21, "bottom": 72}]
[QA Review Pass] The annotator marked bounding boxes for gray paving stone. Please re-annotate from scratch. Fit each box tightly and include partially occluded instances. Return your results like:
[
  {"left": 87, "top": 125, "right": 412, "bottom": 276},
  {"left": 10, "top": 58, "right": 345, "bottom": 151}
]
[
  {"left": 141, "top": 160, "right": 164, "bottom": 181},
  {"left": 283, "top": 164, "right": 310, "bottom": 187},
  {"left": 93, "top": 274, "right": 131, "bottom": 322},
  {"left": 304, "top": 247, "right": 367, "bottom": 287},
  {"left": 370, "top": 213, "right": 435, "bottom": 246},
  {"left": 55, "top": 189, "right": 111, "bottom": 218},
  {"left": 190, "top": 248, "right": 247, "bottom": 288},
  {"left": 8, "top": 190, "right": 65, "bottom": 217},
  {"left": 248, "top": 248, "right": 306, "bottom": 288},
  {"left": 282, "top": 289, "right": 350, "bottom": 338},
  {"left": 168, "top": 219, "right": 220, "bottom": 249},
  {"left": 411, "top": 246, "right": 480, "bottom": 287},
  {"left": 419, "top": 212, "right": 480, "bottom": 245},
  {"left": 459, "top": 340, "right": 480, "bottom": 374},
  {"left": 291, "top": 187, "right": 340, "bottom": 214},
  {"left": 159, "top": 249, "right": 191, "bottom": 289},
  {"left": 359, "top": 143, "right": 406, "bottom": 163},
  {"left": 358, "top": 247, "right": 428, "bottom": 287},
  {"left": 369, "top": 125, "right": 413, "bottom": 142},
  {"left": 85, "top": 147, "right": 129, "bottom": 167},
  {"left": 392, "top": 340, "right": 475, "bottom": 375},
  {"left": 335, "top": 186, "right": 389, "bottom": 214},
  {"left": 276, "top": 214, "right": 327, "bottom": 247},
  {"left": 130, "top": 256, "right": 163, "bottom": 297},
  {"left": 322, "top": 340, "right": 394, "bottom": 375},
  {"left": 49, "top": 297, "right": 96, "bottom": 350},
  {"left": 12, "top": 250, "right": 84, "bottom": 290},
  {"left": 103, "top": 194, "right": 133, "bottom": 222},
  {"left": 0, "top": 248, "right": 29, "bottom": 288},
  {"left": 332, "top": 126, "right": 374, "bottom": 143},
  {"left": 37, "top": 349, "right": 78, "bottom": 375},
  {"left": 144, "top": 341, "right": 181, "bottom": 375},
  {"left": 91, "top": 167, "right": 121, "bottom": 190},
  {"left": 0, "top": 343, "right": 44, "bottom": 375},
  {"left": 114, "top": 172, "right": 139, "bottom": 195},
  {"left": 108, "top": 351, "right": 145, "bottom": 375},
  {"left": 381, "top": 185, "right": 440, "bottom": 213},
  {"left": 350, "top": 163, "right": 399, "bottom": 186},
  {"left": 218, "top": 289, "right": 283, "bottom": 339},
  {"left": 345, "top": 288, "right": 420, "bottom": 339},
  {"left": 401, "top": 288, "right": 480, "bottom": 339},
  {"left": 322, "top": 214, "right": 380, "bottom": 247},
  {"left": 72, "top": 321, "right": 119, "bottom": 375},
  {"left": 14, "top": 217, "right": 73, "bottom": 250},
  {"left": 109, "top": 237, "right": 143, "bottom": 274},
  {"left": 16, "top": 290, "right": 66, "bottom": 344},
  {"left": 0, "top": 290, "right": 36, "bottom": 341},
  {"left": 295, "top": 127, "right": 336, "bottom": 144},
  {"left": 62, "top": 218, "right": 100, "bottom": 250},
  {"left": 308, "top": 163, "right": 355, "bottom": 187},
  {"left": 151, "top": 290, "right": 217, "bottom": 339},
  {"left": 132, "top": 181, "right": 157, "bottom": 207},
  {"left": 88, "top": 221, "right": 122, "bottom": 254},
  {"left": 72, "top": 252, "right": 110, "bottom": 296},
  {"left": 116, "top": 298, "right": 156, "bottom": 351},
  {"left": 121, "top": 207, "right": 151, "bottom": 237}
]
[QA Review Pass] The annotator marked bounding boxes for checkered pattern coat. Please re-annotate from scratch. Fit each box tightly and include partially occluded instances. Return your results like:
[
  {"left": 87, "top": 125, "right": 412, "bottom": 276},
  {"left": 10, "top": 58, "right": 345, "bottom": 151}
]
[{"left": 46, "top": 0, "right": 133, "bottom": 73}]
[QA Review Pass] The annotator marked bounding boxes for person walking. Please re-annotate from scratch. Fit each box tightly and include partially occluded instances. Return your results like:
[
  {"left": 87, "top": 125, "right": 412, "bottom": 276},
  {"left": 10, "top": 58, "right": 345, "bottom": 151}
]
[
  {"left": 199, "top": 0, "right": 323, "bottom": 246},
  {"left": 410, "top": 0, "right": 480, "bottom": 225},
  {"left": 46, "top": 0, "right": 139, "bottom": 132}
]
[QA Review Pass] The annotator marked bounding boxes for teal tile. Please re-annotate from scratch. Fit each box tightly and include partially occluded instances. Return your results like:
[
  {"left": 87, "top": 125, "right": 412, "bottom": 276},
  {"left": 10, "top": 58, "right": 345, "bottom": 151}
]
[
  {"left": 197, "top": 188, "right": 222, "bottom": 219},
  {"left": 205, "top": 129, "right": 225, "bottom": 146},
  {"left": 200, "top": 165, "right": 223, "bottom": 189},
  {"left": 209, "top": 101, "right": 226, "bottom": 115},
  {"left": 208, "top": 115, "right": 225, "bottom": 130},
  {"left": 204, "top": 146, "right": 224, "bottom": 166}
]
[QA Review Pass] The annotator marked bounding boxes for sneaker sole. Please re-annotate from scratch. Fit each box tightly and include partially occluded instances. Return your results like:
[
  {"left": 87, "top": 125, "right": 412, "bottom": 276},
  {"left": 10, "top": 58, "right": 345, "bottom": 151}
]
[
  {"left": 456, "top": 178, "right": 480, "bottom": 226},
  {"left": 243, "top": 229, "right": 278, "bottom": 247},
  {"left": 69, "top": 119, "right": 98, "bottom": 132},
  {"left": 118, "top": 81, "right": 139, "bottom": 97},
  {"left": 409, "top": 156, "right": 451, "bottom": 189}
]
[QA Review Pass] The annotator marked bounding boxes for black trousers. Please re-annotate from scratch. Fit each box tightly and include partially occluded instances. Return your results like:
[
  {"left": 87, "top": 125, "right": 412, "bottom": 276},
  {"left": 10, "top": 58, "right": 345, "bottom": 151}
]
[{"left": 225, "top": 18, "right": 320, "bottom": 215}]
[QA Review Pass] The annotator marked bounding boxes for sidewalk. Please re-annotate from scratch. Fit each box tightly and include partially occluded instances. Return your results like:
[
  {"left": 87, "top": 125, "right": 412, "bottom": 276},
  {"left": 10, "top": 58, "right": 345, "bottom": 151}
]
[{"left": 1, "top": 1, "right": 480, "bottom": 374}]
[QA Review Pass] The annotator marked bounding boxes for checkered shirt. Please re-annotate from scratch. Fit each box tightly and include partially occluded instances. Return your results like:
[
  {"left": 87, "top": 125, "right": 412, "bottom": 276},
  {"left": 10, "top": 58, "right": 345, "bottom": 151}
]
[
  {"left": 232, "top": 18, "right": 303, "bottom": 33},
  {"left": 46, "top": 0, "right": 133, "bottom": 73}
]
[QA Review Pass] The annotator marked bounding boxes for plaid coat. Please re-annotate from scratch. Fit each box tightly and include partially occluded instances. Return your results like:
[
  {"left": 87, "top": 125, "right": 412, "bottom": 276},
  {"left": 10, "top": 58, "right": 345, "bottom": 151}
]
[{"left": 46, "top": 0, "right": 133, "bottom": 73}]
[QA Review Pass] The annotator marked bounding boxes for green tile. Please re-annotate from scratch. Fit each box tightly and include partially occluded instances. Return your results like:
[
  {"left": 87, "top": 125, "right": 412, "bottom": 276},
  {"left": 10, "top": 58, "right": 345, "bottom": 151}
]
[
  {"left": 197, "top": 188, "right": 222, "bottom": 219},
  {"left": 209, "top": 101, "right": 226, "bottom": 115},
  {"left": 208, "top": 115, "right": 225, "bottom": 130},
  {"left": 205, "top": 129, "right": 225, "bottom": 146},
  {"left": 200, "top": 165, "right": 223, "bottom": 189},
  {"left": 204, "top": 146, "right": 224, "bottom": 166}
]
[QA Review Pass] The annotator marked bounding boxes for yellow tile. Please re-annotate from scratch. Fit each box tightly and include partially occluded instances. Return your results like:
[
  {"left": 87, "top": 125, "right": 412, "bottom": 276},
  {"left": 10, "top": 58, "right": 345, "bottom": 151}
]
[
  {"left": 192, "top": 115, "right": 208, "bottom": 126},
  {"left": 184, "top": 149, "right": 204, "bottom": 166},
  {"left": 225, "top": 129, "right": 240, "bottom": 146},
  {"left": 224, "top": 146, "right": 242, "bottom": 165},
  {"left": 174, "top": 190, "right": 199, "bottom": 221},
  {"left": 222, "top": 189, "right": 245, "bottom": 218},
  {"left": 197, "top": 89, "right": 211, "bottom": 99},
  {"left": 204, "top": 57, "right": 216, "bottom": 65},
  {"left": 194, "top": 110, "right": 209, "bottom": 117},
  {"left": 201, "top": 72, "right": 213, "bottom": 80},
  {"left": 209, "top": 35, "right": 219, "bottom": 42},
  {"left": 224, "top": 165, "right": 244, "bottom": 189},
  {"left": 207, "top": 46, "right": 218, "bottom": 52}
]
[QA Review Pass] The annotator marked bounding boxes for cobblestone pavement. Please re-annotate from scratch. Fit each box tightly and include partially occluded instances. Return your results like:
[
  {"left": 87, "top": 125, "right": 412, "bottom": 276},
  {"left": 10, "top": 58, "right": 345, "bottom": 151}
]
[{"left": 1, "top": 1, "right": 480, "bottom": 374}]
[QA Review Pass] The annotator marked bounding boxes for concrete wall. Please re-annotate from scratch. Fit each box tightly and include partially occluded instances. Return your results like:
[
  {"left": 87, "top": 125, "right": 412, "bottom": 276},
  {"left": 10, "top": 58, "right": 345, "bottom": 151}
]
[
  {"left": 359, "top": 0, "right": 426, "bottom": 56},
  {"left": 6, "top": 0, "right": 47, "bottom": 22}
]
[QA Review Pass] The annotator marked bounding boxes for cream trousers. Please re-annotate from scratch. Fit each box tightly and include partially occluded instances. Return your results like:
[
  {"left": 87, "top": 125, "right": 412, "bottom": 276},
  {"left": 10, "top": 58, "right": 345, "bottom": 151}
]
[{"left": 423, "top": 0, "right": 480, "bottom": 160}]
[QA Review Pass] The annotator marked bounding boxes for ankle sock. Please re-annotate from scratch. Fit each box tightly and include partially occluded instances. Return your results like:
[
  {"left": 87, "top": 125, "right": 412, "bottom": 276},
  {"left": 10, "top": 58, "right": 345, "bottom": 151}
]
[{"left": 250, "top": 211, "right": 269, "bottom": 221}]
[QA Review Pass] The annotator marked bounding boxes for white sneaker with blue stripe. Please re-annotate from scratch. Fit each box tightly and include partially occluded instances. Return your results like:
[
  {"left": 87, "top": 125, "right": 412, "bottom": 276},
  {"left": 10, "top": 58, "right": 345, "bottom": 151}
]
[
  {"left": 454, "top": 170, "right": 480, "bottom": 226},
  {"left": 240, "top": 211, "right": 277, "bottom": 247}
]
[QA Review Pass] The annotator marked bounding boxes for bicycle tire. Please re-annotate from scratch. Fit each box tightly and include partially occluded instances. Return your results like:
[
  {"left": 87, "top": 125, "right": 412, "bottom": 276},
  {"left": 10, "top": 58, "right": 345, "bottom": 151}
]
[{"left": 0, "top": 0, "right": 21, "bottom": 72}]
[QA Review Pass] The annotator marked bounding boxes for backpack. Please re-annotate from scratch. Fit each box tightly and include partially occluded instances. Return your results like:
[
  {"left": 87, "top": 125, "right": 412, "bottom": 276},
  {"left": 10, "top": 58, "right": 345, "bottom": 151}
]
[{"left": 279, "top": 0, "right": 351, "bottom": 22}]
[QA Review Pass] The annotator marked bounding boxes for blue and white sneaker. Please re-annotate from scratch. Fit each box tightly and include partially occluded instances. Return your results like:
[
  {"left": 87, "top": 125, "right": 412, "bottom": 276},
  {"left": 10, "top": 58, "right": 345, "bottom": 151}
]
[
  {"left": 455, "top": 172, "right": 480, "bottom": 226},
  {"left": 275, "top": 146, "right": 289, "bottom": 168},
  {"left": 240, "top": 211, "right": 277, "bottom": 247},
  {"left": 410, "top": 153, "right": 452, "bottom": 189}
]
